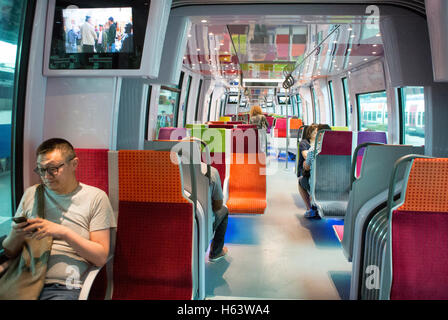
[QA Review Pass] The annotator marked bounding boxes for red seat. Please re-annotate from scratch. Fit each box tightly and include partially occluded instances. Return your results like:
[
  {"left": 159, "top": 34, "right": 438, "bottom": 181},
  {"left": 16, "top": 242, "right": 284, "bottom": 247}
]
[
  {"left": 390, "top": 158, "right": 448, "bottom": 300},
  {"left": 112, "top": 150, "right": 194, "bottom": 300},
  {"left": 74, "top": 148, "right": 109, "bottom": 300}
]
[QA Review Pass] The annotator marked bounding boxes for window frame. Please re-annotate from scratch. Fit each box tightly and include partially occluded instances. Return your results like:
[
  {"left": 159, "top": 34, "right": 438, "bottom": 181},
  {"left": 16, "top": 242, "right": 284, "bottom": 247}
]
[
  {"left": 182, "top": 75, "right": 192, "bottom": 127},
  {"left": 342, "top": 77, "right": 350, "bottom": 127},
  {"left": 328, "top": 80, "right": 335, "bottom": 126}
]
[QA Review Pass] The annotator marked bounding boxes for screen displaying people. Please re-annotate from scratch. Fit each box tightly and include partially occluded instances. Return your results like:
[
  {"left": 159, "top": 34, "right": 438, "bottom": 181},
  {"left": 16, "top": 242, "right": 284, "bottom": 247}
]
[{"left": 62, "top": 7, "right": 134, "bottom": 54}]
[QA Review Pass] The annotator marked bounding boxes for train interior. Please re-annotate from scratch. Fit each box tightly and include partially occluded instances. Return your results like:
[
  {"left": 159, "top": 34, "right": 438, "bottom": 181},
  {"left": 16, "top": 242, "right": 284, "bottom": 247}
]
[{"left": 1, "top": 0, "right": 448, "bottom": 300}]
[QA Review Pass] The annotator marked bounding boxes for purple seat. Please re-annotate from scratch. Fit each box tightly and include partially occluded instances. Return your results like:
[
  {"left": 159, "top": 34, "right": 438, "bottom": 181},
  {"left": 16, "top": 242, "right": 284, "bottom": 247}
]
[
  {"left": 356, "top": 131, "right": 387, "bottom": 176},
  {"left": 157, "top": 127, "right": 187, "bottom": 140}
]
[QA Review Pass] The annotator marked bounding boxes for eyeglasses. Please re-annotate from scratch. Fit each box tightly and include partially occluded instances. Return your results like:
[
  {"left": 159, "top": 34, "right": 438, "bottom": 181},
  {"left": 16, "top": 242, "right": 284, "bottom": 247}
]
[{"left": 33, "top": 156, "right": 75, "bottom": 177}]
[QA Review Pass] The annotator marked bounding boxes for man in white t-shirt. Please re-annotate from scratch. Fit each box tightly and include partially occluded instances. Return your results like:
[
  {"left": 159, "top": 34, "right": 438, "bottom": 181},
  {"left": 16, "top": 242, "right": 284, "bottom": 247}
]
[{"left": 2, "top": 138, "right": 116, "bottom": 300}]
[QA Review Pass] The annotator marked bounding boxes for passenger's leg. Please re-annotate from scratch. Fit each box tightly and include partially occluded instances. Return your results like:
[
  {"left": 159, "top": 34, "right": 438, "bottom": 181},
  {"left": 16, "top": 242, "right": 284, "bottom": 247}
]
[
  {"left": 298, "top": 177, "right": 311, "bottom": 210},
  {"left": 209, "top": 206, "right": 229, "bottom": 258},
  {"left": 39, "top": 284, "right": 81, "bottom": 300}
]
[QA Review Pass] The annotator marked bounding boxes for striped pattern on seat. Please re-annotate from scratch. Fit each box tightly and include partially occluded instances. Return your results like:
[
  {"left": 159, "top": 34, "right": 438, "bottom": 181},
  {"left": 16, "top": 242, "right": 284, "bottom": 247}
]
[{"left": 390, "top": 158, "right": 448, "bottom": 300}]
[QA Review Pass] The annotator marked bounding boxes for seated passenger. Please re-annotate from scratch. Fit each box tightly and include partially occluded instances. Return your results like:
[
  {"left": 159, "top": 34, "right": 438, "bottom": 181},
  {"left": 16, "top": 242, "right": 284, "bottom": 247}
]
[
  {"left": 298, "top": 124, "right": 331, "bottom": 219},
  {"left": 201, "top": 163, "right": 229, "bottom": 262},
  {"left": 1, "top": 138, "right": 116, "bottom": 300},
  {"left": 249, "top": 105, "right": 269, "bottom": 129}
]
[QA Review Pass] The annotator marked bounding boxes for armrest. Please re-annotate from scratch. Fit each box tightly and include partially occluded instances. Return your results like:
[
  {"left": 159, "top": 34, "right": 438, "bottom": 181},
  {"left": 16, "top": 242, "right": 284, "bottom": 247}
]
[
  {"left": 78, "top": 254, "right": 114, "bottom": 300},
  {"left": 222, "top": 175, "right": 229, "bottom": 205}
]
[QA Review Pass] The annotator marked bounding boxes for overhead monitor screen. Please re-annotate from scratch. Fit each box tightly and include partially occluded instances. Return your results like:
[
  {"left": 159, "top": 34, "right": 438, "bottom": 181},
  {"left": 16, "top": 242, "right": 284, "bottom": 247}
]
[
  {"left": 228, "top": 95, "right": 238, "bottom": 104},
  {"left": 278, "top": 96, "right": 289, "bottom": 104},
  {"left": 49, "top": 0, "right": 150, "bottom": 69}
]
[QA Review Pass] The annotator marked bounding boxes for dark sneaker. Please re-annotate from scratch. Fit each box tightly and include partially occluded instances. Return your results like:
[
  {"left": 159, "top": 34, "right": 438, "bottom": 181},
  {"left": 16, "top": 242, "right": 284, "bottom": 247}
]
[
  {"left": 304, "top": 209, "right": 317, "bottom": 219},
  {"left": 209, "top": 246, "right": 228, "bottom": 262}
]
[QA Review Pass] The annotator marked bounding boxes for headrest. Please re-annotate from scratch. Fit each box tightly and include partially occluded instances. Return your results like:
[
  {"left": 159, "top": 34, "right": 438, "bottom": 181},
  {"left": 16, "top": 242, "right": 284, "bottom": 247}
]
[
  {"left": 118, "top": 150, "right": 189, "bottom": 203},
  {"left": 289, "top": 118, "right": 303, "bottom": 129},
  {"left": 398, "top": 158, "right": 448, "bottom": 212},
  {"left": 208, "top": 124, "right": 234, "bottom": 129},
  {"left": 357, "top": 131, "right": 387, "bottom": 156},
  {"left": 158, "top": 127, "right": 187, "bottom": 140},
  {"left": 236, "top": 124, "right": 257, "bottom": 129},
  {"left": 319, "top": 131, "right": 353, "bottom": 156},
  {"left": 274, "top": 118, "right": 287, "bottom": 128}
]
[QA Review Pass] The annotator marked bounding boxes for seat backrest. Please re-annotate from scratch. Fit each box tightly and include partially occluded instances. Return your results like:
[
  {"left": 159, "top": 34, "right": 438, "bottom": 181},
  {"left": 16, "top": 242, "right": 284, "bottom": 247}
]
[
  {"left": 389, "top": 158, "right": 448, "bottom": 300},
  {"left": 219, "top": 116, "right": 231, "bottom": 122},
  {"left": 226, "top": 153, "right": 267, "bottom": 214},
  {"left": 112, "top": 150, "right": 194, "bottom": 300},
  {"left": 273, "top": 118, "right": 287, "bottom": 137},
  {"left": 342, "top": 145, "right": 424, "bottom": 261},
  {"left": 355, "top": 131, "right": 387, "bottom": 176},
  {"left": 227, "top": 121, "right": 243, "bottom": 125},
  {"left": 232, "top": 128, "right": 259, "bottom": 154},
  {"left": 157, "top": 127, "right": 187, "bottom": 140},
  {"left": 74, "top": 148, "right": 109, "bottom": 195},
  {"left": 311, "top": 131, "right": 353, "bottom": 217}
]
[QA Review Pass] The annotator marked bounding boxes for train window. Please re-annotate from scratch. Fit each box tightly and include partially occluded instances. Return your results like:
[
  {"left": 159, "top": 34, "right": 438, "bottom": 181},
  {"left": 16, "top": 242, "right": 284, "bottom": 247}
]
[
  {"left": 328, "top": 81, "right": 335, "bottom": 126},
  {"left": 157, "top": 86, "right": 179, "bottom": 132},
  {"left": 357, "top": 91, "right": 388, "bottom": 132},
  {"left": 400, "top": 86, "right": 425, "bottom": 146},
  {"left": 342, "top": 77, "right": 350, "bottom": 127},
  {"left": 182, "top": 75, "right": 192, "bottom": 127},
  {"left": 0, "top": 0, "right": 28, "bottom": 239}
]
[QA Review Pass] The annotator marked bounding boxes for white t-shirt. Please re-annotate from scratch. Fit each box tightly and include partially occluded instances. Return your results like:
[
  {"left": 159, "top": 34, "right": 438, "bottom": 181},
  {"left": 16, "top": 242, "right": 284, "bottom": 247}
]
[{"left": 15, "top": 183, "right": 116, "bottom": 288}]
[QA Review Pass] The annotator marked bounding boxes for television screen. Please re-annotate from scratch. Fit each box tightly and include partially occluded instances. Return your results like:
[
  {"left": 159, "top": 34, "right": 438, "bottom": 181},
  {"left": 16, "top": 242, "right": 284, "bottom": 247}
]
[
  {"left": 49, "top": 0, "right": 150, "bottom": 69},
  {"left": 228, "top": 95, "right": 238, "bottom": 104},
  {"left": 278, "top": 96, "right": 289, "bottom": 104}
]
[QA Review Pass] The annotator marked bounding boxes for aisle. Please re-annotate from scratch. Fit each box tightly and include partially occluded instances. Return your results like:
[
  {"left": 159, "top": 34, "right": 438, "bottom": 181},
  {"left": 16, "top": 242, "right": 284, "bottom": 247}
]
[{"left": 205, "top": 154, "right": 352, "bottom": 300}]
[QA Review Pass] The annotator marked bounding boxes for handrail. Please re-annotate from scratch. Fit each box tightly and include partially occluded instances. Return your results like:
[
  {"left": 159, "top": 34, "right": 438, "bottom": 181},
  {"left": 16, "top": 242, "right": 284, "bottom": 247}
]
[{"left": 283, "top": 25, "right": 341, "bottom": 89}]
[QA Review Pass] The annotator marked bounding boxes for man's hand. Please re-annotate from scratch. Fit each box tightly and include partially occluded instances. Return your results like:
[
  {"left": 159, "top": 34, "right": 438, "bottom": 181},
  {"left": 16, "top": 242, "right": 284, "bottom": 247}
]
[{"left": 23, "top": 218, "right": 68, "bottom": 240}]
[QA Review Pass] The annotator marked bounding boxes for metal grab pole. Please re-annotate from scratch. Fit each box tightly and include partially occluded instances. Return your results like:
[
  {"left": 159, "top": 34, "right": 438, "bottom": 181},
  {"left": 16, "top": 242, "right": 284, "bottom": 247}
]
[{"left": 286, "top": 87, "right": 290, "bottom": 169}]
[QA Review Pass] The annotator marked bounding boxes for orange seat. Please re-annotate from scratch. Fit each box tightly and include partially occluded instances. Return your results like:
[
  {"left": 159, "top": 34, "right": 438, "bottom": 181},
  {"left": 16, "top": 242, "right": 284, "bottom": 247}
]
[
  {"left": 226, "top": 153, "right": 266, "bottom": 214},
  {"left": 289, "top": 118, "right": 303, "bottom": 130}
]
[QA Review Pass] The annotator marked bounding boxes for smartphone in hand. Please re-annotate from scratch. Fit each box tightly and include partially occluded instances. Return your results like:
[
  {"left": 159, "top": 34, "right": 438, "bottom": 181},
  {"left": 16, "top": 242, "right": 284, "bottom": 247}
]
[{"left": 12, "top": 216, "right": 28, "bottom": 224}]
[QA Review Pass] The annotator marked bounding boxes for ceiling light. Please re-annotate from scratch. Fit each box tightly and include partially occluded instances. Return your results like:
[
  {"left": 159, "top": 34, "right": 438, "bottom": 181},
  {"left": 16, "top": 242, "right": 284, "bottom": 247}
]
[
  {"left": 372, "top": 51, "right": 377, "bottom": 54},
  {"left": 373, "top": 44, "right": 378, "bottom": 47},
  {"left": 350, "top": 34, "right": 355, "bottom": 38},
  {"left": 376, "top": 33, "right": 381, "bottom": 37},
  {"left": 347, "top": 48, "right": 352, "bottom": 52},
  {"left": 196, "top": 48, "right": 200, "bottom": 51},
  {"left": 347, "top": 27, "right": 353, "bottom": 31},
  {"left": 209, "top": 32, "right": 213, "bottom": 36},
  {"left": 364, "top": 58, "right": 368, "bottom": 61},
  {"left": 201, "top": 19, "right": 207, "bottom": 23}
]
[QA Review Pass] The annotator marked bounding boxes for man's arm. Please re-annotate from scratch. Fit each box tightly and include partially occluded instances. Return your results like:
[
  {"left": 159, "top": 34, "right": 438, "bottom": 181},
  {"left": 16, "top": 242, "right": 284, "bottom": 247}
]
[
  {"left": 212, "top": 199, "right": 223, "bottom": 213},
  {"left": 2, "top": 221, "right": 30, "bottom": 258},
  {"left": 24, "top": 219, "right": 110, "bottom": 267}
]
